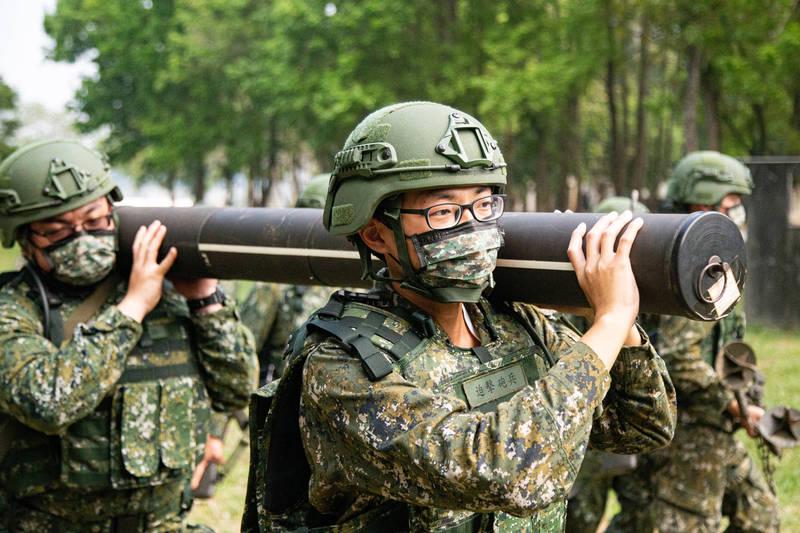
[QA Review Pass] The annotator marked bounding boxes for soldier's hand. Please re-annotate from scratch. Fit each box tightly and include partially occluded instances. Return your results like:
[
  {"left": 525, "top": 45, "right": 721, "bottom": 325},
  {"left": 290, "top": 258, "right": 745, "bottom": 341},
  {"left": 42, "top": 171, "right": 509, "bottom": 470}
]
[
  {"left": 191, "top": 435, "right": 225, "bottom": 490},
  {"left": 728, "top": 400, "right": 765, "bottom": 437},
  {"left": 117, "top": 221, "right": 177, "bottom": 323},
  {"left": 568, "top": 211, "right": 644, "bottom": 369}
]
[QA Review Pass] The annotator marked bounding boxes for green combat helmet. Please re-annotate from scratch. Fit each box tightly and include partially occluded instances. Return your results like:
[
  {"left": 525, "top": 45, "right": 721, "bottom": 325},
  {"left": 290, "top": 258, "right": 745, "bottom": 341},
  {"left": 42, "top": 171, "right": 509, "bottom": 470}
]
[
  {"left": 0, "top": 139, "right": 123, "bottom": 248},
  {"left": 295, "top": 173, "right": 330, "bottom": 209},
  {"left": 323, "top": 101, "right": 507, "bottom": 298},
  {"left": 595, "top": 195, "right": 650, "bottom": 214},
  {"left": 666, "top": 151, "right": 753, "bottom": 208}
]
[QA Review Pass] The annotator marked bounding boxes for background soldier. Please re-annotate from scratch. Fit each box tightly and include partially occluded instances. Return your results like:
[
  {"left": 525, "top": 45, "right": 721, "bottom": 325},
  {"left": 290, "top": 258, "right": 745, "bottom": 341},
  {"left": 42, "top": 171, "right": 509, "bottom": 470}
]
[
  {"left": 243, "top": 101, "right": 676, "bottom": 531},
  {"left": 608, "top": 151, "right": 779, "bottom": 532},
  {"left": 565, "top": 194, "right": 649, "bottom": 533},
  {"left": 0, "top": 140, "right": 257, "bottom": 532},
  {"left": 242, "top": 173, "right": 337, "bottom": 385},
  {"left": 191, "top": 173, "right": 335, "bottom": 498}
]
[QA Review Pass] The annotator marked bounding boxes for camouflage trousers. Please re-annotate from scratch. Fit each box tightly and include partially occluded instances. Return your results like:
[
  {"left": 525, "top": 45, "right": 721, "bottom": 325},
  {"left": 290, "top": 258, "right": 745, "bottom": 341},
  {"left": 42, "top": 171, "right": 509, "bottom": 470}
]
[
  {"left": 566, "top": 450, "right": 637, "bottom": 533},
  {"left": 607, "top": 422, "right": 779, "bottom": 533},
  {"left": 3, "top": 481, "right": 213, "bottom": 533}
]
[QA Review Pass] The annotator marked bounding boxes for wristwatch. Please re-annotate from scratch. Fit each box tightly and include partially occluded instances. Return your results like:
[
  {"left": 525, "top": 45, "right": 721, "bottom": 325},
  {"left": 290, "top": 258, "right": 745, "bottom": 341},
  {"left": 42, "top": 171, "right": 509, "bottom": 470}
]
[{"left": 186, "top": 286, "right": 226, "bottom": 312}]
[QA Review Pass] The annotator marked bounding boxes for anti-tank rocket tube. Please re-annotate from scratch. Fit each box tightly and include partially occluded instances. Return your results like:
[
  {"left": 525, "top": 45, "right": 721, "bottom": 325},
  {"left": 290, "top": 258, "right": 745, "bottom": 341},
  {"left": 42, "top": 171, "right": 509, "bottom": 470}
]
[{"left": 116, "top": 207, "right": 746, "bottom": 320}]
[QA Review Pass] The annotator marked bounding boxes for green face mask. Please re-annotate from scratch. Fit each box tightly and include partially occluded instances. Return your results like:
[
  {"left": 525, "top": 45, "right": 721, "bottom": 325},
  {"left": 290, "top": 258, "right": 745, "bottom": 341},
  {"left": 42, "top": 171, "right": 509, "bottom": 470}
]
[
  {"left": 407, "top": 221, "right": 504, "bottom": 303},
  {"left": 43, "top": 231, "right": 117, "bottom": 286}
]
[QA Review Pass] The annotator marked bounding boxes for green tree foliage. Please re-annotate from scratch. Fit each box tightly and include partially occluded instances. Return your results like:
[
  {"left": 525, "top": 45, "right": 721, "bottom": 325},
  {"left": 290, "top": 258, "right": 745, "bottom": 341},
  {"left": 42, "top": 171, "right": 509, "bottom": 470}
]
[
  {"left": 0, "top": 77, "right": 20, "bottom": 161},
  {"left": 45, "top": 0, "right": 800, "bottom": 208}
]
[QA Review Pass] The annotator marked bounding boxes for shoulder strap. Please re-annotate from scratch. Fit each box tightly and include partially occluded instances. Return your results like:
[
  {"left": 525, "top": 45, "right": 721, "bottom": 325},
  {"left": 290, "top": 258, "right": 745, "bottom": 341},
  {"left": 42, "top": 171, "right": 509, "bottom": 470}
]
[
  {"left": 287, "top": 291, "right": 432, "bottom": 382},
  {"left": 501, "top": 301, "right": 556, "bottom": 367},
  {"left": 60, "top": 273, "right": 119, "bottom": 344}
]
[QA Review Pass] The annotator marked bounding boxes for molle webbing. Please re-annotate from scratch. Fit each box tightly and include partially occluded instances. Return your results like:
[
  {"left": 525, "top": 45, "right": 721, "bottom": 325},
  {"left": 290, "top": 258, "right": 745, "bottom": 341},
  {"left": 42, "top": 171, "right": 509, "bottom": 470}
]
[{"left": 303, "top": 293, "right": 431, "bottom": 381}]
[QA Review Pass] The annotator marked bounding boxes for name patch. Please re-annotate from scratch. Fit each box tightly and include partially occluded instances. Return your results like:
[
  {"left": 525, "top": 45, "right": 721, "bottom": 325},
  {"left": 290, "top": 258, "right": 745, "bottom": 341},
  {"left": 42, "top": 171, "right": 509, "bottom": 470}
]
[{"left": 462, "top": 362, "right": 527, "bottom": 408}]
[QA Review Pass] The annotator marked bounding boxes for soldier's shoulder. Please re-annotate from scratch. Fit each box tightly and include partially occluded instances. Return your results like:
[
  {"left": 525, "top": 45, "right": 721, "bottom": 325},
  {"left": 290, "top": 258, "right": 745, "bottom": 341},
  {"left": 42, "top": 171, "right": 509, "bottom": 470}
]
[{"left": 0, "top": 271, "right": 38, "bottom": 314}]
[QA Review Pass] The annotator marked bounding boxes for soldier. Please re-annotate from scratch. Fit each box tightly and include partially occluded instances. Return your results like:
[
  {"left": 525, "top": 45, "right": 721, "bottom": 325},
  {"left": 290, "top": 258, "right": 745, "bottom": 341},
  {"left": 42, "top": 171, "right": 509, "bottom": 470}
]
[
  {"left": 242, "top": 173, "right": 338, "bottom": 385},
  {"left": 191, "top": 174, "right": 336, "bottom": 498},
  {"left": 243, "top": 101, "right": 676, "bottom": 531},
  {"left": 565, "top": 195, "right": 650, "bottom": 533},
  {"left": 0, "top": 140, "right": 257, "bottom": 532},
  {"left": 608, "top": 151, "right": 779, "bottom": 532}
]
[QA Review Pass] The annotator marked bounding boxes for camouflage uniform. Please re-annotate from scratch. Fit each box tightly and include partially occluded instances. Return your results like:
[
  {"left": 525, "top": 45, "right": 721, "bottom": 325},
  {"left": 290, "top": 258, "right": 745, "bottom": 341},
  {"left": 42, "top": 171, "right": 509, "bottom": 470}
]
[
  {"left": 241, "top": 282, "right": 333, "bottom": 385},
  {"left": 608, "top": 307, "right": 779, "bottom": 532},
  {"left": 243, "top": 101, "right": 676, "bottom": 532},
  {"left": 244, "top": 286, "right": 676, "bottom": 532},
  {"left": 0, "top": 273, "right": 257, "bottom": 532},
  {"left": 561, "top": 312, "right": 638, "bottom": 533}
]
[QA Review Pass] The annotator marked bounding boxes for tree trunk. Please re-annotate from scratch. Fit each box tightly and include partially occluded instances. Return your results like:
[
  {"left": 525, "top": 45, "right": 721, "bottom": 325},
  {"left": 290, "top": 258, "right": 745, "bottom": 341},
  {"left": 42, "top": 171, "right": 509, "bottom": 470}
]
[
  {"left": 223, "top": 167, "right": 235, "bottom": 206},
  {"left": 191, "top": 161, "right": 206, "bottom": 204},
  {"left": 261, "top": 118, "right": 279, "bottom": 207},
  {"left": 682, "top": 45, "right": 701, "bottom": 152},
  {"left": 702, "top": 65, "right": 721, "bottom": 150},
  {"left": 632, "top": 12, "right": 650, "bottom": 194},
  {"left": 559, "top": 93, "right": 582, "bottom": 210},
  {"left": 751, "top": 103, "right": 768, "bottom": 155},
  {"left": 532, "top": 119, "right": 552, "bottom": 212},
  {"left": 605, "top": 0, "right": 625, "bottom": 195},
  {"left": 166, "top": 172, "right": 177, "bottom": 205}
]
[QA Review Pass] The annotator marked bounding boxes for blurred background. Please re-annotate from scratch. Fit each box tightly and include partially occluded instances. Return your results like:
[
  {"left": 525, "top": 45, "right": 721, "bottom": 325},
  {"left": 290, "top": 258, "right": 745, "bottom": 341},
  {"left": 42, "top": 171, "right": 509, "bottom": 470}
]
[
  {"left": 2, "top": 1, "right": 800, "bottom": 531},
  {"left": 3, "top": 0, "right": 800, "bottom": 211}
]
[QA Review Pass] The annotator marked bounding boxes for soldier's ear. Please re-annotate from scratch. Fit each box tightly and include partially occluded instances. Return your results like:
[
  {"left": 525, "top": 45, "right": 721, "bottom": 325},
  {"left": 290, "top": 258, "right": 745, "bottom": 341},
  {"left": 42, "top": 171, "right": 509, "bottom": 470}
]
[{"left": 358, "top": 218, "right": 392, "bottom": 256}]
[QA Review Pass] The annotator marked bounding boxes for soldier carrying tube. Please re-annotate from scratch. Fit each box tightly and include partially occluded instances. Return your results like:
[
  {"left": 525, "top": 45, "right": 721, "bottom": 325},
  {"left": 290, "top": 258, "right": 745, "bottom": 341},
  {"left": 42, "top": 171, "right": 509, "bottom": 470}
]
[{"left": 235, "top": 101, "right": 677, "bottom": 532}]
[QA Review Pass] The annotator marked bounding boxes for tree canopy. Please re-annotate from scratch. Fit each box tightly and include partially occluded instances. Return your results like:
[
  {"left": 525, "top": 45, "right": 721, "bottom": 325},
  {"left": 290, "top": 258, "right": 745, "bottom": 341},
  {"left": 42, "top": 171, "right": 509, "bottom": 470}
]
[
  {"left": 0, "top": 76, "right": 20, "bottom": 161},
  {"left": 45, "top": 0, "right": 800, "bottom": 209}
]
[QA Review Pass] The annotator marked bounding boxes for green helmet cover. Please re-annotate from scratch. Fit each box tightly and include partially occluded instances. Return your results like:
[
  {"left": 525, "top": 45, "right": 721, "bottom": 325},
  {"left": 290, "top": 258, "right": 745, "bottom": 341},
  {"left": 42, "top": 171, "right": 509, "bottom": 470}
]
[
  {"left": 595, "top": 196, "right": 650, "bottom": 214},
  {"left": 296, "top": 173, "right": 330, "bottom": 208},
  {"left": 0, "top": 139, "right": 123, "bottom": 248},
  {"left": 323, "top": 101, "right": 507, "bottom": 236},
  {"left": 666, "top": 151, "right": 753, "bottom": 207}
]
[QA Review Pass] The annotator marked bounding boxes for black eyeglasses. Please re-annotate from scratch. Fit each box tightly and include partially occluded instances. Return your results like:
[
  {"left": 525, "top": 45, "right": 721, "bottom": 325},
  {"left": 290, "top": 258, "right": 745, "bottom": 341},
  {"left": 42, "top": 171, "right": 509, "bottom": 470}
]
[
  {"left": 29, "top": 212, "right": 115, "bottom": 242},
  {"left": 399, "top": 194, "right": 505, "bottom": 230}
]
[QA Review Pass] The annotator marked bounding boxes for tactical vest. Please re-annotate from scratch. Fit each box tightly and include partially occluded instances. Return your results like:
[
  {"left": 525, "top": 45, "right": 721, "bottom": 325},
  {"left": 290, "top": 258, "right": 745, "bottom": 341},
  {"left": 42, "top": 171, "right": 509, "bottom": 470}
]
[
  {"left": 243, "top": 290, "right": 569, "bottom": 532},
  {"left": 0, "top": 278, "right": 208, "bottom": 498}
]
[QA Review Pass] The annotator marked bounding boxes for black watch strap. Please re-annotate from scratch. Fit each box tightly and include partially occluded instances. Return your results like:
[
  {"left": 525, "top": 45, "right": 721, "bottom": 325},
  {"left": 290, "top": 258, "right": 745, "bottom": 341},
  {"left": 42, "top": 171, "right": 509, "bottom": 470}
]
[{"left": 186, "top": 287, "right": 226, "bottom": 312}]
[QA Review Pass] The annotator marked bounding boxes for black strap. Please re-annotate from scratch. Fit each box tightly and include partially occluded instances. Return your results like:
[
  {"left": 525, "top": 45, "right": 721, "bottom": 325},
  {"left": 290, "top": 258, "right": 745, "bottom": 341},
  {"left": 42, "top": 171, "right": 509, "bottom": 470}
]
[
  {"left": 118, "top": 362, "right": 200, "bottom": 384},
  {"left": 307, "top": 318, "right": 394, "bottom": 381},
  {"left": 472, "top": 346, "right": 492, "bottom": 364}
]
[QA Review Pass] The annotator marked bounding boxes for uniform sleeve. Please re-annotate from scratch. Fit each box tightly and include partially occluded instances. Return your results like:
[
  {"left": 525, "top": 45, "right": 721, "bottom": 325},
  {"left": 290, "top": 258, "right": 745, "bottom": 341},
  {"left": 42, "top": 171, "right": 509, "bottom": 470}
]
[
  {"left": 587, "top": 325, "right": 677, "bottom": 452},
  {"left": 239, "top": 283, "right": 282, "bottom": 351},
  {"left": 518, "top": 306, "right": 676, "bottom": 454},
  {"left": 191, "top": 302, "right": 258, "bottom": 412},
  {"left": 655, "top": 315, "right": 733, "bottom": 425},
  {"left": 0, "top": 291, "right": 141, "bottom": 435},
  {"left": 301, "top": 337, "right": 611, "bottom": 515}
]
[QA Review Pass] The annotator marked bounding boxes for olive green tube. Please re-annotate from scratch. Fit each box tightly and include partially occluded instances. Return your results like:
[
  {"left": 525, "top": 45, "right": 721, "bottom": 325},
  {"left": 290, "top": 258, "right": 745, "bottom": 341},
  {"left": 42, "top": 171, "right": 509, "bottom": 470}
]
[{"left": 116, "top": 207, "right": 746, "bottom": 320}]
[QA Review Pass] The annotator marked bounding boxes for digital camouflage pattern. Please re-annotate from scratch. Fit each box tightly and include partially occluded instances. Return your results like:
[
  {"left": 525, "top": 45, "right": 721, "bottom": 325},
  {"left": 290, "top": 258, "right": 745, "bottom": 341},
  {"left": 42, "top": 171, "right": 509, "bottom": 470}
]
[
  {"left": 558, "top": 312, "right": 638, "bottom": 533},
  {"left": 414, "top": 224, "right": 503, "bottom": 291},
  {"left": 0, "top": 273, "right": 257, "bottom": 531},
  {"left": 278, "top": 292, "right": 676, "bottom": 531},
  {"left": 44, "top": 232, "right": 117, "bottom": 286},
  {"left": 241, "top": 282, "right": 333, "bottom": 384},
  {"left": 608, "top": 306, "right": 779, "bottom": 532}
]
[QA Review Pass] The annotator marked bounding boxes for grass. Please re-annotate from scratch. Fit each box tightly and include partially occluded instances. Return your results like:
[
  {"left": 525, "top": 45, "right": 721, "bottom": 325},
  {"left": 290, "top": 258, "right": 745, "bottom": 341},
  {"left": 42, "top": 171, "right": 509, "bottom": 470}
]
[{"left": 0, "top": 246, "right": 20, "bottom": 272}]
